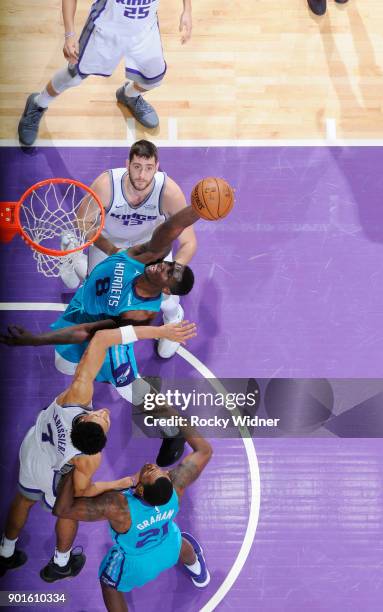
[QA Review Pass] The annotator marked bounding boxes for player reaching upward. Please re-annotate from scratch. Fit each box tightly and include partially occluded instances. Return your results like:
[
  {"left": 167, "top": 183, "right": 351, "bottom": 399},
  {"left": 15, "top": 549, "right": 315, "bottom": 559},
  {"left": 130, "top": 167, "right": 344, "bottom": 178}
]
[
  {"left": 53, "top": 412, "right": 212, "bottom": 610},
  {"left": 62, "top": 139, "right": 197, "bottom": 359},
  {"left": 1, "top": 205, "right": 200, "bottom": 409},
  {"left": 0, "top": 321, "right": 196, "bottom": 582},
  {"left": 18, "top": 0, "right": 193, "bottom": 145}
]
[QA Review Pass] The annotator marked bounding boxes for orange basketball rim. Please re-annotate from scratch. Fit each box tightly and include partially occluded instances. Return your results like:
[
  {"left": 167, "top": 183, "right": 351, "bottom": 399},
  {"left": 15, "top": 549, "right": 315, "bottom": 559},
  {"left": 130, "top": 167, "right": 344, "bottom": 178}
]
[{"left": 0, "top": 177, "right": 105, "bottom": 255}]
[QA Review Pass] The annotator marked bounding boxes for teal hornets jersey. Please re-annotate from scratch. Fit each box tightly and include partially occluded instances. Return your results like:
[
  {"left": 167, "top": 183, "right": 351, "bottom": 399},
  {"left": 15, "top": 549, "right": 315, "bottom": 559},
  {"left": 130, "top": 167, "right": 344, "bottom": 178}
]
[
  {"left": 99, "top": 488, "right": 182, "bottom": 592},
  {"left": 111, "top": 488, "right": 179, "bottom": 554},
  {"left": 81, "top": 251, "right": 162, "bottom": 318}
]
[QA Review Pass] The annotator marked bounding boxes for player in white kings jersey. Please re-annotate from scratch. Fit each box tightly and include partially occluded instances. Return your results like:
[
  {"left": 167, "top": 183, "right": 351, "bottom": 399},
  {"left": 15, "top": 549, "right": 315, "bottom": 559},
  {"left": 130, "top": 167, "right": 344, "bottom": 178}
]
[
  {"left": 18, "top": 0, "right": 192, "bottom": 145},
  {"left": 62, "top": 140, "right": 197, "bottom": 359},
  {"left": 0, "top": 320, "right": 196, "bottom": 582}
]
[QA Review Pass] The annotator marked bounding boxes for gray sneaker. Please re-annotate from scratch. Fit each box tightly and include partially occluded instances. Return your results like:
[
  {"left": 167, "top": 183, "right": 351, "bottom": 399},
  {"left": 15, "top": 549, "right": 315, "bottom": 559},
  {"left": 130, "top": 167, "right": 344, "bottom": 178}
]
[
  {"left": 116, "top": 86, "right": 159, "bottom": 129},
  {"left": 18, "top": 93, "right": 47, "bottom": 146}
]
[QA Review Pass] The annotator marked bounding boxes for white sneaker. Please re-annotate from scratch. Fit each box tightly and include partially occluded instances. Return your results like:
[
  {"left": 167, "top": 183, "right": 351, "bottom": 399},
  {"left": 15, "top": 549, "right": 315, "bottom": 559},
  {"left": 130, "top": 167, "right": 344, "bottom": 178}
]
[
  {"left": 59, "top": 232, "right": 87, "bottom": 288},
  {"left": 73, "top": 253, "right": 87, "bottom": 281},
  {"left": 60, "top": 231, "right": 78, "bottom": 251},
  {"left": 157, "top": 305, "right": 184, "bottom": 359},
  {"left": 60, "top": 264, "right": 81, "bottom": 289}
]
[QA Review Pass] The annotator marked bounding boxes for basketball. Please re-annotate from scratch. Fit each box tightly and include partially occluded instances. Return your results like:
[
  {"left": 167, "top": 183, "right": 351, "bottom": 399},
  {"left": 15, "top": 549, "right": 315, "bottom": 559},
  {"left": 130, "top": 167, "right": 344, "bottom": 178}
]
[{"left": 191, "top": 177, "right": 234, "bottom": 221}]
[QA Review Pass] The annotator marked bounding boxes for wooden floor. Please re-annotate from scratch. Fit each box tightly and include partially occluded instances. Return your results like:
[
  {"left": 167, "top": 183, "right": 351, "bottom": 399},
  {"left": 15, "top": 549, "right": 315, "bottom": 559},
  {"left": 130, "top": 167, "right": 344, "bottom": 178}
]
[{"left": 0, "top": 0, "right": 382, "bottom": 141}]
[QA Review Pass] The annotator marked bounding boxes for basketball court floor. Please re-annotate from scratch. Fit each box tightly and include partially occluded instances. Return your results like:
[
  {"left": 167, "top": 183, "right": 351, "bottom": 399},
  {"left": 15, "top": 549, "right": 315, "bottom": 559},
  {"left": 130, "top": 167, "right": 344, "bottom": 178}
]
[{"left": 1, "top": 2, "right": 383, "bottom": 611}]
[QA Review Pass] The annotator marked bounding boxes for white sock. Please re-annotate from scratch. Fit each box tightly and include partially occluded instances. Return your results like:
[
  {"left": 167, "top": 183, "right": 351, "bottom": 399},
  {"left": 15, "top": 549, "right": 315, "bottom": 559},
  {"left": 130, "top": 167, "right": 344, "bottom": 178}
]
[
  {"left": 34, "top": 89, "right": 56, "bottom": 109},
  {"left": 54, "top": 547, "right": 71, "bottom": 567},
  {"left": 124, "top": 82, "right": 141, "bottom": 98},
  {"left": 0, "top": 535, "right": 17, "bottom": 558},
  {"left": 185, "top": 558, "right": 201, "bottom": 574}
]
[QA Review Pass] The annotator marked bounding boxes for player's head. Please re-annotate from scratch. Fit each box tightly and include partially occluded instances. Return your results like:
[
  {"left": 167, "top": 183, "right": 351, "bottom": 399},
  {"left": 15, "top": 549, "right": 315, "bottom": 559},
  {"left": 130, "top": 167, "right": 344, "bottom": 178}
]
[
  {"left": 127, "top": 140, "right": 159, "bottom": 191},
  {"left": 144, "top": 261, "right": 194, "bottom": 296},
  {"left": 70, "top": 409, "right": 110, "bottom": 455},
  {"left": 136, "top": 463, "right": 173, "bottom": 506}
]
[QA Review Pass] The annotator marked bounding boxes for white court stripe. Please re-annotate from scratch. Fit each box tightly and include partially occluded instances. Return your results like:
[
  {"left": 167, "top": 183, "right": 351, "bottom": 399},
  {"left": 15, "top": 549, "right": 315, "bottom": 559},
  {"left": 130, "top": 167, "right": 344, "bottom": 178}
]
[
  {"left": 0, "top": 302, "right": 66, "bottom": 311},
  {"left": 126, "top": 118, "right": 136, "bottom": 144},
  {"left": 326, "top": 118, "right": 337, "bottom": 142},
  {"left": 167, "top": 118, "right": 178, "bottom": 143},
  {"left": 1, "top": 303, "right": 260, "bottom": 611},
  {"left": 1, "top": 138, "right": 383, "bottom": 147}
]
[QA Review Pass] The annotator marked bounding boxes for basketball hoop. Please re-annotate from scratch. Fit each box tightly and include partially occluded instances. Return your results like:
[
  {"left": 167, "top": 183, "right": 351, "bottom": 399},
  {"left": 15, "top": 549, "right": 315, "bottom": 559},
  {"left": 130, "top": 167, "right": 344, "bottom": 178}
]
[{"left": 0, "top": 178, "right": 105, "bottom": 278}]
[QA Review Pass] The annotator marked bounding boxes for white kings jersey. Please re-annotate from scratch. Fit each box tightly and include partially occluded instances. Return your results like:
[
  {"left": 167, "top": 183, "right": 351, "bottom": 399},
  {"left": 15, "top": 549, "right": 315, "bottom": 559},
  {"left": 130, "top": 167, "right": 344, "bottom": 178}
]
[
  {"left": 102, "top": 167, "right": 167, "bottom": 247},
  {"left": 32, "top": 399, "right": 91, "bottom": 472},
  {"left": 92, "top": 0, "right": 160, "bottom": 35}
]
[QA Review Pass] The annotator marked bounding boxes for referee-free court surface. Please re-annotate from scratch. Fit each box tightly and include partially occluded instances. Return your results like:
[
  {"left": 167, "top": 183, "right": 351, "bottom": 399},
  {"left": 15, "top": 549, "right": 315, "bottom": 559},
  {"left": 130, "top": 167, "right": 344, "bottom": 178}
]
[{"left": 0, "top": 146, "right": 383, "bottom": 611}]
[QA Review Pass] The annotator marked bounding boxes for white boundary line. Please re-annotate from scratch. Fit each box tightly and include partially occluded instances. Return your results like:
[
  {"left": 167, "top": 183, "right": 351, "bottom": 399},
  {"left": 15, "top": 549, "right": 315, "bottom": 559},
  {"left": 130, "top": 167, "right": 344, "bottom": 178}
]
[
  {"left": 0, "top": 302, "right": 261, "bottom": 611},
  {"left": 326, "top": 118, "right": 337, "bottom": 142},
  {"left": 1, "top": 138, "right": 383, "bottom": 147},
  {"left": 0, "top": 303, "right": 66, "bottom": 311}
]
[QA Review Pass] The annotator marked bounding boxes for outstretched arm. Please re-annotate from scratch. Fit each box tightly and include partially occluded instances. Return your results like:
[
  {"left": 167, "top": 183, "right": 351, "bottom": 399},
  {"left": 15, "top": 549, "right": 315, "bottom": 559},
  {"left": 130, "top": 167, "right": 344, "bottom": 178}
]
[
  {"left": 58, "top": 321, "right": 196, "bottom": 406},
  {"left": 169, "top": 420, "right": 212, "bottom": 498},
  {"left": 70, "top": 454, "right": 136, "bottom": 497},
  {"left": 0, "top": 319, "right": 117, "bottom": 347},
  {"left": 53, "top": 471, "right": 130, "bottom": 530},
  {"left": 128, "top": 206, "right": 200, "bottom": 265}
]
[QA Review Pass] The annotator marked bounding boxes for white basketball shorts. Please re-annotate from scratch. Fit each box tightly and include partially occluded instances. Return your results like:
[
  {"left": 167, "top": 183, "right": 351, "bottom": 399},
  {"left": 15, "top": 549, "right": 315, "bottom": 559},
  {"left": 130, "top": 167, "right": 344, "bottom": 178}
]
[
  {"left": 76, "top": 18, "right": 166, "bottom": 87},
  {"left": 18, "top": 427, "right": 62, "bottom": 511}
]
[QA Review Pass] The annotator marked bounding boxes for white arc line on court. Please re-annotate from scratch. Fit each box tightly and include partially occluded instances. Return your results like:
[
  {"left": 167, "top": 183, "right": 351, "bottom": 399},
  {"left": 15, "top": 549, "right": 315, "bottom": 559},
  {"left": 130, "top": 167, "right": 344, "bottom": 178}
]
[
  {"left": 178, "top": 346, "right": 261, "bottom": 612},
  {"left": 0, "top": 303, "right": 261, "bottom": 611}
]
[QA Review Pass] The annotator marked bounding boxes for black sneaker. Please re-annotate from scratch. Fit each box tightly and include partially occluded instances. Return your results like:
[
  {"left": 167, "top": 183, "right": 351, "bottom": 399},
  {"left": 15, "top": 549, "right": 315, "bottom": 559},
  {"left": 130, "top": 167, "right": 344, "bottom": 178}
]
[
  {"left": 18, "top": 93, "right": 47, "bottom": 146},
  {"left": 307, "top": 0, "right": 326, "bottom": 15},
  {"left": 156, "top": 437, "right": 185, "bottom": 467},
  {"left": 0, "top": 550, "right": 27, "bottom": 577},
  {"left": 40, "top": 548, "right": 86, "bottom": 583}
]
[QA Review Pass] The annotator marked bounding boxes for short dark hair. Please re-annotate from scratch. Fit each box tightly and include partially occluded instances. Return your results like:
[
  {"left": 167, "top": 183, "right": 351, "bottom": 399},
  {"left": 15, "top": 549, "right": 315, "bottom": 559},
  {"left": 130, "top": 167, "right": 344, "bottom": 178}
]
[
  {"left": 70, "top": 420, "right": 107, "bottom": 455},
  {"left": 129, "top": 140, "right": 158, "bottom": 163},
  {"left": 170, "top": 265, "right": 194, "bottom": 296},
  {"left": 143, "top": 477, "right": 173, "bottom": 506}
]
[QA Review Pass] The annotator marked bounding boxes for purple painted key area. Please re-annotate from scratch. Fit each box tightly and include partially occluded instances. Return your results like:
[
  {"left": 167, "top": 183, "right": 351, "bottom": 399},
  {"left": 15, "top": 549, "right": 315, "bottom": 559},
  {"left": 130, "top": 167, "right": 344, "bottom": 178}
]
[{"left": 0, "top": 146, "right": 382, "bottom": 611}]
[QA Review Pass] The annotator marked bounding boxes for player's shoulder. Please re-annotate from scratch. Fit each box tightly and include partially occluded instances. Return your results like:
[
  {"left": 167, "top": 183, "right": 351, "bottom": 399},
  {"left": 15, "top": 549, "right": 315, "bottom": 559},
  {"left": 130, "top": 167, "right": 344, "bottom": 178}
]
[
  {"left": 71, "top": 451, "right": 102, "bottom": 472},
  {"left": 162, "top": 176, "right": 187, "bottom": 214}
]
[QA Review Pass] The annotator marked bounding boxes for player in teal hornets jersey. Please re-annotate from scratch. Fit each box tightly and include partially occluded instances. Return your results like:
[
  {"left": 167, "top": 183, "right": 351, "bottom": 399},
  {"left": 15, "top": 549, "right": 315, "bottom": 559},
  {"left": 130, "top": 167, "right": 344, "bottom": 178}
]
[
  {"left": 2, "top": 205, "right": 200, "bottom": 390},
  {"left": 54, "top": 204, "right": 199, "bottom": 328},
  {"left": 53, "top": 417, "right": 212, "bottom": 610},
  {"left": 1, "top": 206, "right": 203, "bottom": 466}
]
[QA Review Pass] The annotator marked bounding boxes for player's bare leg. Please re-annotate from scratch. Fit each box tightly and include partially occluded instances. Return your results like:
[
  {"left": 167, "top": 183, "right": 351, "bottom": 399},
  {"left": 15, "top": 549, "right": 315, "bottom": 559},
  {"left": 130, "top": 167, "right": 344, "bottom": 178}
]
[
  {"left": 0, "top": 493, "right": 34, "bottom": 575},
  {"left": 116, "top": 81, "right": 159, "bottom": 129},
  {"left": 3, "top": 492, "right": 36, "bottom": 539},
  {"left": 180, "top": 536, "right": 197, "bottom": 564},
  {"left": 101, "top": 583, "right": 128, "bottom": 612},
  {"left": 18, "top": 68, "right": 83, "bottom": 146},
  {"left": 56, "top": 517, "right": 78, "bottom": 553}
]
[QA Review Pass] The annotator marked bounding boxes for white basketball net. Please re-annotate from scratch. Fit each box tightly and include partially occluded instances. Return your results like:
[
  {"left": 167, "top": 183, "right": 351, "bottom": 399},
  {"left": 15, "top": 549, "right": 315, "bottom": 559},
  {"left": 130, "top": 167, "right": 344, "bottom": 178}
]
[{"left": 19, "top": 181, "right": 102, "bottom": 278}]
